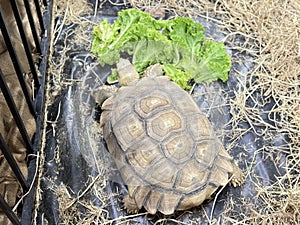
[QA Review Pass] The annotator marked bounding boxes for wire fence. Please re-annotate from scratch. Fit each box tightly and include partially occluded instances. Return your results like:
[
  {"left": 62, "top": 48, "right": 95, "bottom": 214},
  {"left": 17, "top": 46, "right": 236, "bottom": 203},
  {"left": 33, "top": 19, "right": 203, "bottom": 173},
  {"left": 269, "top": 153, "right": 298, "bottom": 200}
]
[{"left": 0, "top": 0, "right": 51, "bottom": 224}]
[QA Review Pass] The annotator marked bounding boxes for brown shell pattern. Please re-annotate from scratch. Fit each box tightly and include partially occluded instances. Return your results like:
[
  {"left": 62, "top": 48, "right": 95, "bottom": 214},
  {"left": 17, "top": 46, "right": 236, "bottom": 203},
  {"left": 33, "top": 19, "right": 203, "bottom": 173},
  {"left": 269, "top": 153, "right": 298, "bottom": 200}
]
[{"left": 103, "top": 76, "right": 237, "bottom": 214}]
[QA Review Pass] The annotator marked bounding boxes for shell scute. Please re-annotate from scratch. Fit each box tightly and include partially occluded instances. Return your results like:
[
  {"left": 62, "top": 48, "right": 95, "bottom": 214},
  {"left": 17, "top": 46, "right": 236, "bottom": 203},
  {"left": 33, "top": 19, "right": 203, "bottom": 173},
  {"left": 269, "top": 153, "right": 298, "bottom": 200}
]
[
  {"left": 112, "top": 113, "right": 145, "bottom": 151},
  {"left": 126, "top": 140, "right": 164, "bottom": 176},
  {"left": 174, "top": 160, "right": 210, "bottom": 193},
  {"left": 187, "top": 113, "right": 213, "bottom": 139},
  {"left": 144, "top": 159, "right": 178, "bottom": 189},
  {"left": 135, "top": 91, "right": 171, "bottom": 118},
  {"left": 161, "top": 133, "right": 194, "bottom": 164},
  {"left": 194, "top": 140, "right": 219, "bottom": 168},
  {"left": 146, "top": 110, "right": 184, "bottom": 141}
]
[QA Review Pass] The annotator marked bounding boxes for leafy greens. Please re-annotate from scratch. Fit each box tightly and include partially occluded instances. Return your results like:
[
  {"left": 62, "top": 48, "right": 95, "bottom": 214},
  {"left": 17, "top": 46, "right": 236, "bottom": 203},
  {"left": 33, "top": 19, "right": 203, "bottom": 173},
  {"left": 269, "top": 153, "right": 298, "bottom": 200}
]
[{"left": 91, "top": 8, "right": 232, "bottom": 89}]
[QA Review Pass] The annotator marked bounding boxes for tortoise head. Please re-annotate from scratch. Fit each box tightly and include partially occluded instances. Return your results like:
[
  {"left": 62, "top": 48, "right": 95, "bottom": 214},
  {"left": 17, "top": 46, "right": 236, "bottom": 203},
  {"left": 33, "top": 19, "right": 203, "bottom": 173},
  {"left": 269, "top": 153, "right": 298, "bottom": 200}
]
[
  {"left": 143, "top": 63, "right": 163, "bottom": 78},
  {"left": 117, "top": 58, "right": 139, "bottom": 86}
]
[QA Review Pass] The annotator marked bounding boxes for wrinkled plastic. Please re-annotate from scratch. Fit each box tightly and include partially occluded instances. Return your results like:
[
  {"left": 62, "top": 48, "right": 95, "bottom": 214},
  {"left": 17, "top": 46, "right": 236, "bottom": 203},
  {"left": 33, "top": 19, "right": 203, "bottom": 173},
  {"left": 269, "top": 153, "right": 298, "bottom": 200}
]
[{"left": 36, "top": 10, "right": 287, "bottom": 225}]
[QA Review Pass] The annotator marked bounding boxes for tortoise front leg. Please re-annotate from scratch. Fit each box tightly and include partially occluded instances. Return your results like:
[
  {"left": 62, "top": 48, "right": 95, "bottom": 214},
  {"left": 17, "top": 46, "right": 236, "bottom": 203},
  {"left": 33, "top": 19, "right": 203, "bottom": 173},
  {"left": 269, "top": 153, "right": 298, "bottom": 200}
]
[{"left": 92, "top": 85, "right": 117, "bottom": 107}]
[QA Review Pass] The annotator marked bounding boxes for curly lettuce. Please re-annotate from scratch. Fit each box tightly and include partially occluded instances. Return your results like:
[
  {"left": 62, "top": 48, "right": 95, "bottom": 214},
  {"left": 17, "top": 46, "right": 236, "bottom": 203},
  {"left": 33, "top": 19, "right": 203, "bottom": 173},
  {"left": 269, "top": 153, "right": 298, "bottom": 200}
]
[{"left": 91, "top": 8, "right": 232, "bottom": 89}]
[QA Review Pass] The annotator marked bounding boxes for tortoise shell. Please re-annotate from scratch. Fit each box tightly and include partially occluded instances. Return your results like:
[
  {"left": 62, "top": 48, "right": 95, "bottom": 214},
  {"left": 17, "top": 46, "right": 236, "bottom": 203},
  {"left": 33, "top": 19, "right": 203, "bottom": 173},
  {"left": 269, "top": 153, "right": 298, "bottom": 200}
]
[{"left": 99, "top": 61, "right": 244, "bottom": 215}]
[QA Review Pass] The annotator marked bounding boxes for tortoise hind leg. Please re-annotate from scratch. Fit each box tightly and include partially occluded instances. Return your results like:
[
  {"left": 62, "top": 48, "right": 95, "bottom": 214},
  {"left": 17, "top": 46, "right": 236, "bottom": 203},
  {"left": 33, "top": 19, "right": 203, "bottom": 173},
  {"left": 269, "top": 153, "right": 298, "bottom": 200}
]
[
  {"left": 217, "top": 144, "right": 245, "bottom": 187},
  {"left": 230, "top": 163, "right": 245, "bottom": 187},
  {"left": 123, "top": 194, "right": 140, "bottom": 214}
]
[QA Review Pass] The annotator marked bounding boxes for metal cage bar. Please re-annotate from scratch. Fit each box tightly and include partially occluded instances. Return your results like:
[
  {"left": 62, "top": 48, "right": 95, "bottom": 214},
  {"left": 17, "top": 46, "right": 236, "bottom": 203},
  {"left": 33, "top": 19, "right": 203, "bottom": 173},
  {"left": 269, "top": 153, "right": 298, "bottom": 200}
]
[
  {"left": 0, "top": 194, "right": 21, "bottom": 225},
  {"left": 0, "top": 8, "right": 36, "bottom": 117},
  {"left": 23, "top": 0, "right": 45, "bottom": 54},
  {"left": 43, "top": 0, "right": 48, "bottom": 7},
  {"left": 0, "top": 133, "right": 28, "bottom": 192},
  {"left": 33, "top": 0, "right": 45, "bottom": 34},
  {"left": 0, "top": 69, "right": 34, "bottom": 154},
  {"left": 9, "top": 0, "right": 40, "bottom": 87}
]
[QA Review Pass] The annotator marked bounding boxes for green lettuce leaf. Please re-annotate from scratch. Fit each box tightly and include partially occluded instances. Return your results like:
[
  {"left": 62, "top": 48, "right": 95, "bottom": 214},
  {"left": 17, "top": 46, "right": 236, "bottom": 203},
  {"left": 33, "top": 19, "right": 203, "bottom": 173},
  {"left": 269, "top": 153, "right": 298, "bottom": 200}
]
[
  {"left": 91, "top": 8, "right": 232, "bottom": 89},
  {"left": 163, "top": 64, "right": 192, "bottom": 90}
]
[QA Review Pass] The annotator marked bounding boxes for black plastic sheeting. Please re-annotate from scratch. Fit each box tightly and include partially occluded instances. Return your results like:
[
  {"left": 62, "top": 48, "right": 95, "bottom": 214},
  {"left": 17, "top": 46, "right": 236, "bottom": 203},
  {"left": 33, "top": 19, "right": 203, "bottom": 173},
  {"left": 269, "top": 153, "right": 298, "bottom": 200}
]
[{"left": 36, "top": 4, "right": 287, "bottom": 225}]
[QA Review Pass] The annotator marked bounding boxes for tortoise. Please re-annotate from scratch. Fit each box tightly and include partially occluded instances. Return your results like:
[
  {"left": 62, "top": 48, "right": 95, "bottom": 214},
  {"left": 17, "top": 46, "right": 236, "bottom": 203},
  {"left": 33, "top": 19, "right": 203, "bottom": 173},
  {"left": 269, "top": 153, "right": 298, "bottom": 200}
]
[{"left": 94, "top": 58, "right": 244, "bottom": 215}]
